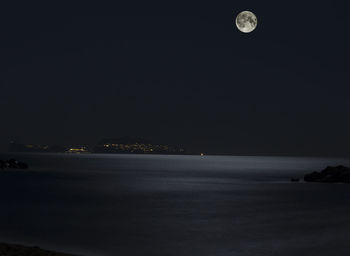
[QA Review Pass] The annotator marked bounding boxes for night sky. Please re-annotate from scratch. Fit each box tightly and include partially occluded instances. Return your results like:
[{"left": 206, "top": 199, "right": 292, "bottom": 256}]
[{"left": 1, "top": 1, "right": 350, "bottom": 156}]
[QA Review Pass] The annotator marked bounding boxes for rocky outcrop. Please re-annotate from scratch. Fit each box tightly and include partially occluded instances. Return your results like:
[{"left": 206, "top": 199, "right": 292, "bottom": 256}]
[
  {"left": 0, "top": 242, "right": 76, "bottom": 255},
  {"left": 304, "top": 165, "right": 350, "bottom": 183},
  {"left": 0, "top": 159, "right": 28, "bottom": 170}
]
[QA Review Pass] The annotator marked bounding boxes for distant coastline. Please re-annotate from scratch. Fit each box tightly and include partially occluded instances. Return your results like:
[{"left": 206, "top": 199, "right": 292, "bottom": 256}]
[
  {"left": 8, "top": 137, "right": 186, "bottom": 155},
  {"left": 0, "top": 242, "right": 77, "bottom": 256}
]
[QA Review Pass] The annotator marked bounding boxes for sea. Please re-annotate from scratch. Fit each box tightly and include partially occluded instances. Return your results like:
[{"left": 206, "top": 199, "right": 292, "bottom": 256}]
[{"left": 0, "top": 153, "right": 350, "bottom": 256}]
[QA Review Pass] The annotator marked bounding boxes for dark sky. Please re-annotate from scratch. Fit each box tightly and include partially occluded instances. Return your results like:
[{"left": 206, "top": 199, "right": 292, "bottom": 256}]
[{"left": 1, "top": 1, "right": 350, "bottom": 156}]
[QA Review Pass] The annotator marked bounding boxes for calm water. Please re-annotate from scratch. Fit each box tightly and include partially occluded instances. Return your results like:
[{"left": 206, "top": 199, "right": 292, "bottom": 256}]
[{"left": 0, "top": 153, "right": 350, "bottom": 256}]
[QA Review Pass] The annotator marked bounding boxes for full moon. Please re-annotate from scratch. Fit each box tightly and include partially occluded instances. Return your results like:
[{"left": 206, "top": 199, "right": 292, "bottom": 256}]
[{"left": 235, "top": 11, "right": 257, "bottom": 33}]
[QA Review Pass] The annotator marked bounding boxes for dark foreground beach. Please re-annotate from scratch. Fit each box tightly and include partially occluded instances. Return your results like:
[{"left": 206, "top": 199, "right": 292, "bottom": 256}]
[
  {"left": 0, "top": 243, "right": 76, "bottom": 256},
  {"left": 1, "top": 153, "right": 350, "bottom": 256}
]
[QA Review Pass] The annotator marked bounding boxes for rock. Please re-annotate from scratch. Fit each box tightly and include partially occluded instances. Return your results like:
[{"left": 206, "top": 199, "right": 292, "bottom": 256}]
[
  {"left": 17, "top": 161, "right": 29, "bottom": 169},
  {"left": 304, "top": 171, "right": 324, "bottom": 182},
  {"left": 0, "top": 159, "right": 29, "bottom": 170},
  {"left": 0, "top": 160, "right": 5, "bottom": 169},
  {"left": 8, "top": 159, "right": 19, "bottom": 168},
  {"left": 304, "top": 165, "right": 350, "bottom": 183}
]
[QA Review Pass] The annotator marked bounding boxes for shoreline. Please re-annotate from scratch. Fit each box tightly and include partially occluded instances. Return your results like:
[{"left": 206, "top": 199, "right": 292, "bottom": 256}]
[{"left": 0, "top": 242, "right": 78, "bottom": 256}]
